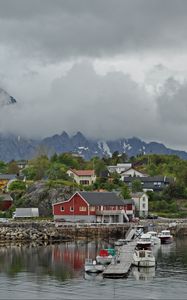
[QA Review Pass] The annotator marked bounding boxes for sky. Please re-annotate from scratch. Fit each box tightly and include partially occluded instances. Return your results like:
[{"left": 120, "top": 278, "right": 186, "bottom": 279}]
[{"left": 0, "top": 0, "right": 187, "bottom": 150}]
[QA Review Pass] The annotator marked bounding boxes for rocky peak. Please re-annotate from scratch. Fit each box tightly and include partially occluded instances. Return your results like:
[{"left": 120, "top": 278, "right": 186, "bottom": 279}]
[{"left": 0, "top": 88, "right": 17, "bottom": 106}]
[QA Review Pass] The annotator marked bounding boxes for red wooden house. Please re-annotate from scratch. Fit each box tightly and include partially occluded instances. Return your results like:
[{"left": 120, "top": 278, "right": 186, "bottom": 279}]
[
  {"left": 53, "top": 191, "right": 135, "bottom": 223},
  {"left": 0, "top": 194, "right": 13, "bottom": 211}
]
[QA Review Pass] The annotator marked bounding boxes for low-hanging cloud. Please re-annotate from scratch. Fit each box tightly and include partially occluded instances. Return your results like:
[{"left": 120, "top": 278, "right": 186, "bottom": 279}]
[
  {"left": 0, "top": 61, "right": 156, "bottom": 140},
  {"left": 1, "top": 61, "right": 187, "bottom": 151}
]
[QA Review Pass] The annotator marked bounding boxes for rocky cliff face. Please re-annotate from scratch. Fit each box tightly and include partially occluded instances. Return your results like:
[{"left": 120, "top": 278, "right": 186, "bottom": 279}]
[{"left": 15, "top": 181, "right": 75, "bottom": 216}]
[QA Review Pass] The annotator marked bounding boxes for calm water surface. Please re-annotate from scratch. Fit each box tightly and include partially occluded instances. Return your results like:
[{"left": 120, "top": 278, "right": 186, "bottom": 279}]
[{"left": 0, "top": 238, "right": 187, "bottom": 299}]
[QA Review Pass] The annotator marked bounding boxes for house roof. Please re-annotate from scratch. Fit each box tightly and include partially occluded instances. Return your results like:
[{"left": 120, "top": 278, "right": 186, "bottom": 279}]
[
  {"left": 79, "top": 192, "right": 125, "bottom": 206},
  {"left": 0, "top": 174, "right": 17, "bottom": 180},
  {"left": 123, "top": 176, "right": 174, "bottom": 183},
  {"left": 131, "top": 192, "right": 146, "bottom": 197},
  {"left": 122, "top": 199, "right": 135, "bottom": 205},
  {"left": 70, "top": 169, "right": 95, "bottom": 176},
  {"left": 121, "top": 167, "right": 147, "bottom": 176}
]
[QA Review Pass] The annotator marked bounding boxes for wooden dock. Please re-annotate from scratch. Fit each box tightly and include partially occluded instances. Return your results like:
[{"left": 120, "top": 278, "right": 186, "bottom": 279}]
[
  {"left": 103, "top": 240, "right": 137, "bottom": 278},
  {"left": 125, "top": 227, "right": 136, "bottom": 242}
]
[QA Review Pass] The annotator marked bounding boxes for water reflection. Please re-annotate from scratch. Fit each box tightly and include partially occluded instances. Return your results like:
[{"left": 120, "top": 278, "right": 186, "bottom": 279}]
[
  {"left": 131, "top": 266, "right": 155, "bottom": 281},
  {"left": 84, "top": 272, "right": 103, "bottom": 282},
  {"left": 0, "top": 238, "right": 187, "bottom": 284},
  {"left": 0, "top": 239, "right": 113, "bottom": 282}
]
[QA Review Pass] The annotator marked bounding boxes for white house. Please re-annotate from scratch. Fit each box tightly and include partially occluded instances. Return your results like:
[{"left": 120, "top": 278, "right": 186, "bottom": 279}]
[
  {"left": 67, "top": 169, "right": 96, "bottom": 185},
  {"left": 120, "top": 167, "right": 147, "bottom": 179},
  {"left": 107, "top": 163, "right": 132, "bottom": 174},
  {"left": 131, "top": 192, "right": 149, "bottom": 217}
]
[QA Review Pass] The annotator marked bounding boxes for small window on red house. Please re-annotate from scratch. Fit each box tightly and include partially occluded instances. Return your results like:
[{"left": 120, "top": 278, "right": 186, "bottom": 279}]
[
  {"left": 79, "top": 207, "right": 87, "bottom": 211},
  {"left": 70, "top": 207, "right": 74, "bottom": 212},
  {"left": 61, "top": 206, "right": 64, "bottom": 211}
]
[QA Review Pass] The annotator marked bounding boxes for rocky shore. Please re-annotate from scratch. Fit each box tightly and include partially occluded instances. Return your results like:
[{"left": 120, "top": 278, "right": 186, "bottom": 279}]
[
  {"left": 0, "top": 221, "right": 130, "bottom": 244},
  {"left": 1, "top": 220, "right": 187, "bottom": 245},
  {"left": 0, "top": 221, "right": 71, "bottom": 243}
]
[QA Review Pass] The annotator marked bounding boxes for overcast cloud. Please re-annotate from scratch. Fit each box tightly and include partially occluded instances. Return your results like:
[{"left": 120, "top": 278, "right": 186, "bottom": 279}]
[{"left": 1, "top": 0, "right": 187, "bottom": 150}]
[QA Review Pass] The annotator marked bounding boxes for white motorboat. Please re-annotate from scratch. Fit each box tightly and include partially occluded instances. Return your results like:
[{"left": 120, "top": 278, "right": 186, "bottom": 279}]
[
  {"left": 96, "top": 248, "right": 116, "bottom": 265},
  {"left": 158, "top": 230, "right": 173, "bottom": 244},
  {"left": 84, "top": 258, "right": 105, "bottom": 273},
  {"left": 136, "top": 233, "right": 153, "bottom": 250},
  {"left": 132, "top": 249, "right": 156, "bottom": 267},
  {"left": 147, "top": 231, "right": 161, "bottom": 245}
]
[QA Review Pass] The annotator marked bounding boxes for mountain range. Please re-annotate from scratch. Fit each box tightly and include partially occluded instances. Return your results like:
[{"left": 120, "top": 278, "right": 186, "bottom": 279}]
[
  {"left": 1, "top": 88, "right": 187, "bottom": 162},
  {"left": 1, "top": 131, "right": 187, "bottom": 162}
]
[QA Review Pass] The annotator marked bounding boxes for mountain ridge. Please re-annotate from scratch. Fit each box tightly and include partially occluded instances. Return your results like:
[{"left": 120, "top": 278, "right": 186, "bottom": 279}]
[{"left": 0, "top": 131, "right": 187, "bottom": 162}]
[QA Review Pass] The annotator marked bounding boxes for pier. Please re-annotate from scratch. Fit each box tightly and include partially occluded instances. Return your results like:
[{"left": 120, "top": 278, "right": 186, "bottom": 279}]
[
  {"left": 103, "top": 240, "right": 137, "bottom": 278},
  {"left": 103, "top": 227, "right": 138, "bottom": 278}
]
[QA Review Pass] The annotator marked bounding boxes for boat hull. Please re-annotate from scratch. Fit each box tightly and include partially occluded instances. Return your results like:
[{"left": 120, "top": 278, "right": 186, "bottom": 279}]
[
  {"left": 84, "top": 265, "right": 104, "bottom": 273},
  {"left": 132, "top": 259, "right": 155, "bottom": 267},
  {"left": 132, "top": 250, "right": 156, "bottom": 268},
  {"left": 159, "top": 236, "right": 173, "bottom": 244},
  {"left": 84, "top": 258, "right": 105, "bottom": 273},
  {"left": 96, "top": 255, "right": 113, "bottom": 265}
]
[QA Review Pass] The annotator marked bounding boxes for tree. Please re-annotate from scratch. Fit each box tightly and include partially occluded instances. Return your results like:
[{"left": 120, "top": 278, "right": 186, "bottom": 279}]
[
  {"left": 131, "top": 179, "right": 143, "bottom": 192},
  {"left": 47, "top": 163, "right": 69, "bottom": 180},
  {"left": 94, "top": 159, "right": 108, "bottom": 177},
  {"left": 0, "top": 161, "right": 7, "bottom": 173},
  {"left": 8, "top": 180, "right": 26, "bottom": 191},
  {"left": 163, "top": 182, "right": 185, "bottom": 199},
  {"left": 111, "top": 172, "right": 120, "bottom": 184},
  {"left": 28, "top": 155, "right": 50, "bottom": 180},
  {"left": 58, "top": 153, "right": 79, "bottom": 169},
  {"left": 7, "top": 161, "right": 19, "bottom": 174},
  {"left": 120, "top": 184, "right": 131, "bottom": 199}
]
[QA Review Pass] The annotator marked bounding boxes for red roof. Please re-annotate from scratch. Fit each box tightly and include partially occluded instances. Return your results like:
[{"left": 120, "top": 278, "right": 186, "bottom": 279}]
[{"left": 71, "top": 169, "right": 95, "bottom": 176}]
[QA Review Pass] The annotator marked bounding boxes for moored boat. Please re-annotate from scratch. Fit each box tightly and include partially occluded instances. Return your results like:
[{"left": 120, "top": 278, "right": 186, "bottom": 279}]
[
  {"left": 147, "top": 231, "right": 161, "bottom": 245},
  {"left": 136, "top": 233, "right": 153, "bottom": 250},
  {"left": 84, "top": 258, "right": 105, "bottom": 273},
  {"left": 132, "top": 249, "right": 156, "bottom": 267},
  {"left": 158, "top": 230, "right": 173, "bottom": 244},
  {"left": 96, "top": 248, "right": 116, "bottom": 265}
]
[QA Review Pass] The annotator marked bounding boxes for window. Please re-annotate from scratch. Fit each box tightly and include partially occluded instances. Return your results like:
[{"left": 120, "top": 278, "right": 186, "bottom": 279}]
[
  {"left": 142, "top": 203, "right": 146, "bottom": 209},
  {"left": 90, "top": 206, "right": 95, "bottom": 211},
  {"left": 80, "top": 180, "right": 89, "bottom": 185},
  {"left": 70, "top": 207, "right": 74, "bottom": 212},
  {"left": 142, "top": 197, "right": 146, "bottom": 201},
  {"left": 61, "top": 206, "right": 64, "bottom": 211},
  {"left": 79, "top": 206, "right": 87, "bottom": 211}
]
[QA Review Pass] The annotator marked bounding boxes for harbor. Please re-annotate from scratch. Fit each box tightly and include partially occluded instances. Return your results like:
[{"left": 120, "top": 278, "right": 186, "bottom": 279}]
[{"left": 85, "top": 224, "right": 174, "bottom": 279}]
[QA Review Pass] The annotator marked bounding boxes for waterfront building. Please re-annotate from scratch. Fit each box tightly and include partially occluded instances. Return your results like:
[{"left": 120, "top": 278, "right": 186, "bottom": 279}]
[{"left": 53, "top": 191, "right": 135, "bottom": 223}]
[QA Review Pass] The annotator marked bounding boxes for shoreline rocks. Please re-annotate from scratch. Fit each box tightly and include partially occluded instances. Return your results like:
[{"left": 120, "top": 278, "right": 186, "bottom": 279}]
[{"left": 0, "top": 221, "right": 130, "bottom": 244}]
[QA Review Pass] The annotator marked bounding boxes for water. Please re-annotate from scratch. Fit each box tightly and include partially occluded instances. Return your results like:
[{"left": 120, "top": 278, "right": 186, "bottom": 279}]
[{"left": 0, "top": 238, "right": 187, "bottom": 299}]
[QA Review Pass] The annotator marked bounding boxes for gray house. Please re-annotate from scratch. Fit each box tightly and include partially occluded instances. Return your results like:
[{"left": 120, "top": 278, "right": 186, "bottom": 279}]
[{"left": 123, "top": 176, "right": 174, "bottom": 192}]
